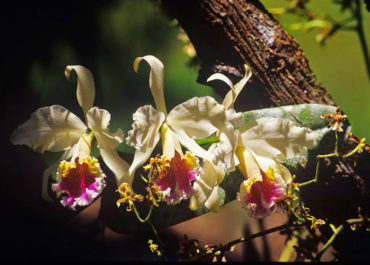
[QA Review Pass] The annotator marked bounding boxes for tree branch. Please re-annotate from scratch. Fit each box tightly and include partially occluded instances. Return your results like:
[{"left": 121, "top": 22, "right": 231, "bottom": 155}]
[{"left": 159, "top": 0, "right": 335, "bottom": 110}]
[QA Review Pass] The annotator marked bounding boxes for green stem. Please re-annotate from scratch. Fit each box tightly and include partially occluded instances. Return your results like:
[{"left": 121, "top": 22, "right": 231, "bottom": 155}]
[
  {"left": 299, "top": 159, "right": 320, "bottom": 187},
  {"left": 342, "top": 139, "right": 365, "bottom": 158},
  {"left": 315, "top": 224, "right": 343, "bottom": 261},
  {"left": 300, "top": 131, "right": 341, "bottom": 188},
  {"left": 354, "top": 0, "right": 370, "bottom": 80},
  {"left": 189, "top": 223, "right": 299, "bottom": 261},
  {"left": 132, "top": 203, "right": 153, "bottom": 223},
  {"left": 132, "top": 203, "right": 167, "bottom": 261},
  {"left": 287, "top": 201, "right": 305, "bottom": 222},
  {"left": 334, "top": 131, "right": 339, "bottom": 156},
  {"left": 195, "top": 136, "right": 220, "bottom": 146},
  {"left": 346, "top": 217, "right": 369, "bottom": 224},
  {"left": 316, "top": 153, "right": 337, "bottom": 159}
]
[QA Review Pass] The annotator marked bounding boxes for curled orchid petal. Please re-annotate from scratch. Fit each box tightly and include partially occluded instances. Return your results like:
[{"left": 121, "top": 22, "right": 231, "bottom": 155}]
[
  {"left": 65, "top": 65, "right": 96, "bottom": 116},
  {"left": 207, "top": 64, "right": 252, "bottom": 110},
  {"left": 134, "top": 55, "right": 167, "bottom": 116}
]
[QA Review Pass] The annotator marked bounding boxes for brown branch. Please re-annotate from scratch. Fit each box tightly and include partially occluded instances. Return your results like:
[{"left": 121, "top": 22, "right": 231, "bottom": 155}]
[{"left": 159, "top": 0, "right": 335, "bottom": 110}]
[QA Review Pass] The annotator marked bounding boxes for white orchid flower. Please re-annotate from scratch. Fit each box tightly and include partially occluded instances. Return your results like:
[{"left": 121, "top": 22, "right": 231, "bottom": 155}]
[
  {"left": 126, "top": 55, "right": 241, "bottom": 205},
  {"left": 10, "top": 66, "right": 129, "bottom": 210},
  {"left": 236, "top": 117, "right": 314, "bottom": 217},
  {"left": 190, "top": 65, "right": 252, "bottom": 212},
  {"left": 206, "top": 68, "right": 315, "bottom": 217}
]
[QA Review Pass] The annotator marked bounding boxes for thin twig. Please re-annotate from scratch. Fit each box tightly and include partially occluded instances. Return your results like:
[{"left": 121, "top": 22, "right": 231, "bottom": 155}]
[
  {"left": 354, "top": 0, "right": 370, "bottom": 79},
  {"left": 299, "top": 159, "right": 320, "bottom": 187},
  {"left": 315, "top": 224, "right": 344, "bottom": 261},
  {"left": 188, "top": 223, "right": 300, "bottom": 261}
]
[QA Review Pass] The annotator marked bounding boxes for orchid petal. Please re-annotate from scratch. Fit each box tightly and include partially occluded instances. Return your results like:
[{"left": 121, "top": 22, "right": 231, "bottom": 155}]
[
  {"left": 134, "top": 55, "right": 167, "bottom": 115},
  {"left": 10, "top": 105, "right": 87, "bottom": 153},
  {"left": 252, "top": 151, "right": 292, "bottom": 184},
  {"left": 239, "top": 117, "right": 315, "bottom": 165},
  {"left": 126, "top": 105, "right": 164, "bottom": 178},
  {"left": 172, "top": 129, "right": 214, "bottom": 162},
  {"left": 235, "top": 145, "right": 263, "bottom": 181},
  {"left": 204, "top": 186, "right": 221, "bottom": 213},
  {"left": 190, "top": 160, "right": 224, "bottom": 212},
  {"left": 167, "top": 96, "right": 242, "bottom": 170},
  {"left": 65, "top": 65, "right": 96, "bottom": 116},
  {"left": 126, "top": 105, "right": 165, "bottom": 151},
  {"left": 99, "top": 148, "right": 130, "bottom": 185},
  {"left": 207, "top": 64, "right": 252, "bottom": 110},
  {"left": 86, "top": 107, "right": 124, "bottom": 149}
]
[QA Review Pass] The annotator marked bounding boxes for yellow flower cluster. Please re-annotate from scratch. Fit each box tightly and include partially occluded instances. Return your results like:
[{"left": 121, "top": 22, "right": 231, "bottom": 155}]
[{"left": 116, "top": 183, "right": 144, "bottom": 211}]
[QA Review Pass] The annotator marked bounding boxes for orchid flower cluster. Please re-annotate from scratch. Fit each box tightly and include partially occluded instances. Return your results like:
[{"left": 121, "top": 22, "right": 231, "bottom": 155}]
[{"left": 11, "top": 55, "right": 316, "bottom": 218}]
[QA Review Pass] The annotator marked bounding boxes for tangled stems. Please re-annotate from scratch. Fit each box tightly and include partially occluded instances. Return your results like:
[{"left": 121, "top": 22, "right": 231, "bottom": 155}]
[
  {"left": 314, "top": 224, "right": 344, "bottom": 261},
  {"left": 299, "top": 130, "right": 366, "bottom": 188},
  {"left": 313, "top": 217, "right": 369, "bottom": 261}
]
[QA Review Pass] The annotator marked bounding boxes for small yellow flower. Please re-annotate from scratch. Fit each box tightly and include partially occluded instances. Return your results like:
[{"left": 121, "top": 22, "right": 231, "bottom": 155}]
[
  {"left": 148, "top": 239, "right": 161, "bottom": 256},
  {"left": 116, "top": 182, "right": 144, "bottom": 211},
  {"left": 321, "top": 106, "right": 347, "bottom": 132}
]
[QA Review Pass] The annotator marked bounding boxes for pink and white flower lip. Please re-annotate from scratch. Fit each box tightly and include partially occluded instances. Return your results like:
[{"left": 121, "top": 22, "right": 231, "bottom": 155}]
[
  {"left": 52, "top": 157, "right": 106, "bottom": 211},
  {"left": 154, "top": 151, "right": 199, "bottom": 205},
  {"left": 238, "top": 168, "right": 286, "bottom": 218}
]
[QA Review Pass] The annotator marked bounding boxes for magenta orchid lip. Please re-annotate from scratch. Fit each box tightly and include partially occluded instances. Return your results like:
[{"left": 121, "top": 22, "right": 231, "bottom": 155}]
[
  {"left": 52, "top": 157, "right": 106, "bottom": 211},
  {"left": 241, "top": 173, "right": 285, "bottom": 218},
  {"left": 153, "top": 151, "right": 199, "bottom": 205}
]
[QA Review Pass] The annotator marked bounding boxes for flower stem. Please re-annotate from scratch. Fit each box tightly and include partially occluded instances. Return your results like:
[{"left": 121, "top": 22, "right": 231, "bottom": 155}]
[
  {"left": 299, "top": 159, "right": 320, "bottom": 187},
  {"left": 132, "top": 203, "right": 153, "bottom": 223},
  {"left": 346, "top": 217, "right": 369, "bottom": 224},
  {"left": 287, "top": 201, "right": 305, "bottom": 222},
  {"left": 342, "top": 139, "right": 365, "bottom": 158},
  {"left": 189, "top": 223, "right": 299, "bottom": 261},
  {"left": 131, "top": 203, "right": 167, "bottom": 261},
  {"left": 315, "top": 224, "right": 343, "bottom": 261},
  {"left": 334, "top": 131, "right": 339, "bottom": 157}
]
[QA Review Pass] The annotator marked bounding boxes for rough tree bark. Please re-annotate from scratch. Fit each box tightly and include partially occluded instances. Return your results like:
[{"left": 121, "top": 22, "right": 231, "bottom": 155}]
[
  {"left": 159, "top": 0, "right": 335, "bottom": 110},
  {"left": 158, "top": 0, "right": 369, "bottom": 261}
]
